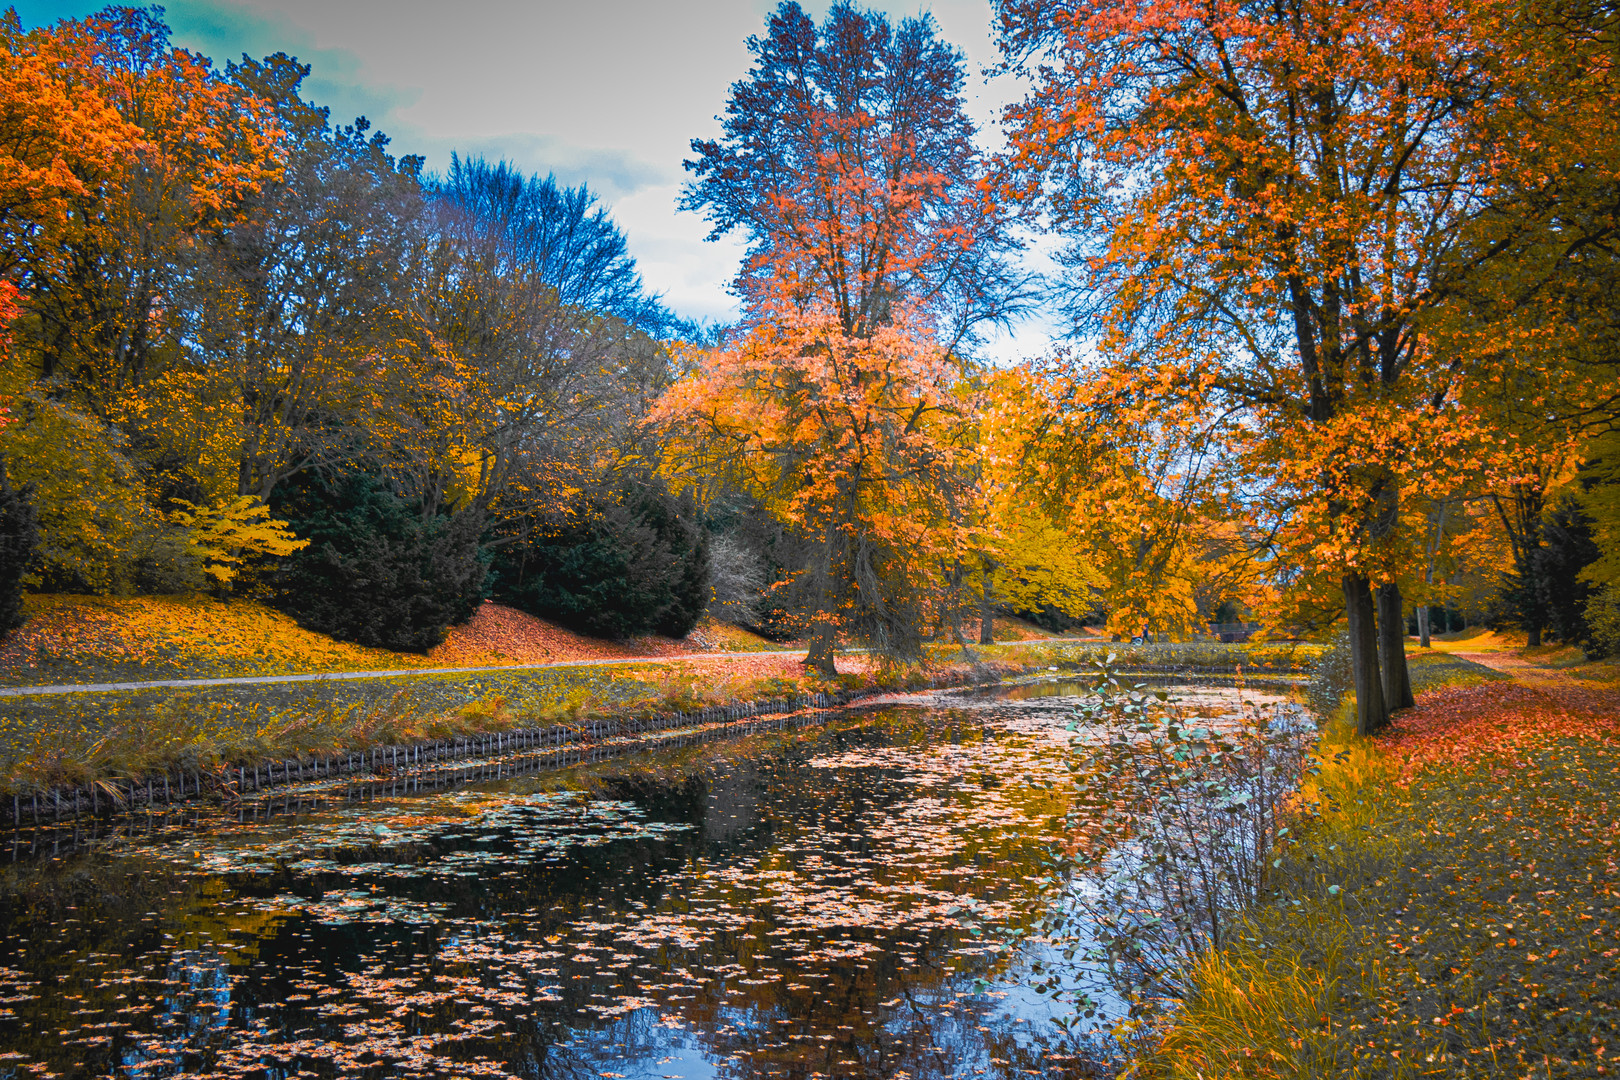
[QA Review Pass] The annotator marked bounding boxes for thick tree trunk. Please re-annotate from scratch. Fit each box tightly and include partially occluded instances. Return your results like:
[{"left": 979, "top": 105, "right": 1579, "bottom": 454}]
[
  {"left": 1527, "top": 624, "right": 1543, "bottom": 647},
  {"left": 979, "top": 563, "right": 994, "bottom": 645},
  {"left": 803, "top": 622, "right": 838, "bottom": 676},
  {"left": 803, "top": 543, "right": 839, "bottom": 676},
  {"left": 1344, "top": 573, "right": 1388, "bottom": 736},
  {"left": 1376, "top": 581, "right": 1415, "bottom": 710},
  {"left": 1417, "top": 605, "right": 1431, "bottom": 648}
]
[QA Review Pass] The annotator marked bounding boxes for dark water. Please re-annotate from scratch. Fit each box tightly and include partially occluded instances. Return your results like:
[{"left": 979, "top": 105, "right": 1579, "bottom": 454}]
[{"left": 0, "top": 684, "right": 1260, "bottom": 1079}]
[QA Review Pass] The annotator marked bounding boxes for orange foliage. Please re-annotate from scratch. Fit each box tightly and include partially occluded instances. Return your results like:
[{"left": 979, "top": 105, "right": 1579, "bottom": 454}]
[
  {"left": 655, "top": 303, "right": 974, "bottom": 662},
  {"left": 989, "top": 0, "right": 1583, "bottom": 592},
  {"left": 668, "top": 5, "right": 1013, "bottom": 666},
  {"left": 0, "top": 12, "right": 145, "bottom": 268}
]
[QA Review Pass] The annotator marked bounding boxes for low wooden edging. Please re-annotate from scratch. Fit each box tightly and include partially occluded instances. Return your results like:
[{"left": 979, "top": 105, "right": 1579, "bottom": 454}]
[
  {"left": 2, "top": 656, "right": 1055, "bottom": 827},
  {"left": 4, "top": 691, "right": 869, "bottom": 826}
]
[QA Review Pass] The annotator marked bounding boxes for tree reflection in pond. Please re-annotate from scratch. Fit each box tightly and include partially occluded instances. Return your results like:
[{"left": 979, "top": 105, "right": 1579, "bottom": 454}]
[{"left": 0, "top": 688, "right": 1270, "bottom": 1078}]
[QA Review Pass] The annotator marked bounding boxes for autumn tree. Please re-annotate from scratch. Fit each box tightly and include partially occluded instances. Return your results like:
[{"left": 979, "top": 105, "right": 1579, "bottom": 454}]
[
  {"left": 434, "top": 156, "right": 687, "bottom": 337},
  {"left": 990, "top": 360, "right": 1254, "bottom": 640},
  {"left": 0, "top": 6, "right": 705, "bottom": 645},
  {"left": 417, "top": 159, "right": 679, "bottom": 521},
  {"left": 180, "top": 54, "right": 422, "bottom": 504},
  {"left": 0, "top": 284, "right": 35, "bottom": 635},
  {"left": 13, "top": 8, "right": 280, "bottom": 408},
  {"left": 668, "top": 0, "right": 1028, "bottom": 672},
  {"left": 989, "top": 0, "right": 1571, "bottom": 731},
  {"left": 0, "top": 10, "right": 289, "bottom": 592},
  {"left": 0, "top": 11, "right": 142, "bottom": 274},
  {"left": 656, "top": 308, "right": 974, "bottom": 669},
  {"left": 974, "top": 371, "right": 1108, "bottom": 641}
]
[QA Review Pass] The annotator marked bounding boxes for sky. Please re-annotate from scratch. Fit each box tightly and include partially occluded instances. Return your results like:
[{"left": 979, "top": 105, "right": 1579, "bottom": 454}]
[{"left": 18, "top": 0, "right": 1061, "bottom": 361}]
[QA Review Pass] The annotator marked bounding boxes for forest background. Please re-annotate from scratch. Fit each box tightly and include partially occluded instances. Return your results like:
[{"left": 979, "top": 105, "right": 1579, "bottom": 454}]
[{"left": 0, "top": 0, "right": 1615, "bottom": 735}]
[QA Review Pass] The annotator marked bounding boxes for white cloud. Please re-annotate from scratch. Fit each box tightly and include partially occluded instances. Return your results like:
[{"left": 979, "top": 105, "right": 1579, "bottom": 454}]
[{"left": 20, "top": 0, "right": 1058, "bottom": 353}]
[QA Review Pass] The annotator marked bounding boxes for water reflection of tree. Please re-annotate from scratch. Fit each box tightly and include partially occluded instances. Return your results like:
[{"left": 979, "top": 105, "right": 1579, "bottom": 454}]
[
  {"left": 0, "top": 705, "right": 1102, "bottom": 1079},
  {"left": 0, "top": 857, "right": 293, "bottom": 1076},
  {"left": 525, "top": 711, "right": 1091, "bottom": 1079}
]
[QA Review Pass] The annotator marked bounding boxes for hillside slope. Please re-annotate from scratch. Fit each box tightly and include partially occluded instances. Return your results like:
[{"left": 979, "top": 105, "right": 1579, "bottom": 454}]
[{"left": 0, "top": 595, "right": 779, "bottom": 687}]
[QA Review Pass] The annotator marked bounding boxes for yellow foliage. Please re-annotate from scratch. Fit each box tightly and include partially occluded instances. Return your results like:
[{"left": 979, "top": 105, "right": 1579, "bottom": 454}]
[
  {"left": 7, "top": 594, "right": 417, "bottom": 680},
  {"left": 978, "top": 367, "right": 1107, "bottom": 620},
  {"left": 0, "top": 386, "right": 159, "bottom": 593},
  {"left": 167, "top": 497, "right": 308, "bottom": 586}
]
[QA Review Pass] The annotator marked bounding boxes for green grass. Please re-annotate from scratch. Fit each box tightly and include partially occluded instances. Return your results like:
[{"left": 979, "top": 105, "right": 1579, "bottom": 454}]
[
  {"left": 1139, "top": 663, "right": 1620, "bottom": 1079},
  {"left": 1405, "top": 650, "right": 1509, "bottom": 693},
  {"left": 961, "top": 639, "right": 1326, "bottom": 673}
]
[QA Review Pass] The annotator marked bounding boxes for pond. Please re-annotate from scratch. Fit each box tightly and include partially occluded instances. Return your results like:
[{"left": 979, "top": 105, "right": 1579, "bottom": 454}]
[{"left": 0, "top": 679, "right": 1290, "bottom": 1080}]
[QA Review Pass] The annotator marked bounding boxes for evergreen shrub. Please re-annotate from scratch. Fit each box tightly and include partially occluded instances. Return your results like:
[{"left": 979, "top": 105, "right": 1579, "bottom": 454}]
[
  {"left": 492, "top": 478, "right": 708, "bottom": 640},
  {"left": 0, "top": 457, "right": 39, "bottom": 638},
  {"left": 270, "top": 471, "right": 489, "bottom": 652}
]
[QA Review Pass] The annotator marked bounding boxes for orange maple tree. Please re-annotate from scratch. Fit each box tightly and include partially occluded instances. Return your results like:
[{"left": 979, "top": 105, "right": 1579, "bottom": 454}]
[
  {"left": 989, "top": 0, "right": 1588, "bottom": 731},
  {"left": 665, "top": 1, "right": 1025, "bottom": 671},
  {"left": 0, "top": 11, "right": 145, "bottom": 277},
  {"left": 8, "top": 9, "right": 282, "bottom": 399},
  {"left": 654, "top": 305, "right": 973, "bottom": 670}
]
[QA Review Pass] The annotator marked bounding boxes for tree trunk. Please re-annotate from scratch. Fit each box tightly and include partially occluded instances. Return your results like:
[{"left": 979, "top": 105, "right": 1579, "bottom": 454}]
[
  {"left": 1527, "top": 624, "right": 1543, "bottom": 647},
  {"left": 1376, "top": 581, "right": 1415, "bottom": 710},
  {"left": 803, "top": 621, "right": 838, "bottom": 676},
  {"left": 979, "top": 562, "right": 994, "bottom": 645},
  {"left": 803, "top": 543, "right": 839, "bottom": 676},
  {"left": 1344, "top": 573, "right": 1388, "bottom": 736},
  {"left": 1419, "top": 499, "right": 1448, "bottom": 653}
]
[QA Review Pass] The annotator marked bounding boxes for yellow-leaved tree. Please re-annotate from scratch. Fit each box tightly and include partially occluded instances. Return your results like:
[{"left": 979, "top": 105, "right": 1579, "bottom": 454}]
[
  {"left": 999, "top": 361, "right": 1248, "bottom": 640},
  {"left": 166, "top": 496, "right": 307, "bottom": 588},
  {"left": 975, "top": 366, "right": 1104, "bottom": 638}
]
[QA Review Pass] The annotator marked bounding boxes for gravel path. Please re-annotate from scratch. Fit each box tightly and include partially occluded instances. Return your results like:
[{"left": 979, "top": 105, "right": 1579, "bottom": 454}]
[{"left": 0, "top": 639, "right": 1090, "bottom": 698}]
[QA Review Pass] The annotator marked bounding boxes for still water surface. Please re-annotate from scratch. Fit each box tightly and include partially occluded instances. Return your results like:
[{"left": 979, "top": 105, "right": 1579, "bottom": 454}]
[{"left": 0, "top": 681, "right": 1275, "bottom": 1079}]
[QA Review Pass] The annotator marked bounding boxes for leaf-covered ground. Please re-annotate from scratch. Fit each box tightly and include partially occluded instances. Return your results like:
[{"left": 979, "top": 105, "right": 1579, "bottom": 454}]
[
  {"left": 1153, "top": 649, "right": 1620, "bottom": 1079},
  {"left": 0, "top": 595, "right": 787, "bottom": 688},
  {"left": 0, "top": 594, "right": 1249, "bottom": 691}
]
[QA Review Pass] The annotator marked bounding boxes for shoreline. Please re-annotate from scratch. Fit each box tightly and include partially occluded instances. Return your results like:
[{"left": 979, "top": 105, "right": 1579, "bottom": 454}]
[{"left": 0, "top": 644, "right": 1320, "bottom": 827}]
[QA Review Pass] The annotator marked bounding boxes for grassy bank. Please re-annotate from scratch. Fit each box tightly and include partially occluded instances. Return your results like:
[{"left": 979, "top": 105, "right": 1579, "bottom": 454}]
[
  {"left": 0, "top": 635, "right": 1319, "bottom": 803},
  {"left": 1139, "top": 649, "right": 1619, "bottom": 1079},
  {"left": 0, "top": 654, "right": 918, "bottom": 799}
]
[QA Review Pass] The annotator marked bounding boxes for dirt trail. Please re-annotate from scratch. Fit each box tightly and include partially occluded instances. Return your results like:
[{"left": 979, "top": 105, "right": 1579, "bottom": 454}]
[
  {"left": 1382, "top": 650, "right": 1620, "bottom": 774},
  {"left": 1451, "top": 649, "right": 1620, "bottom": 716}
]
